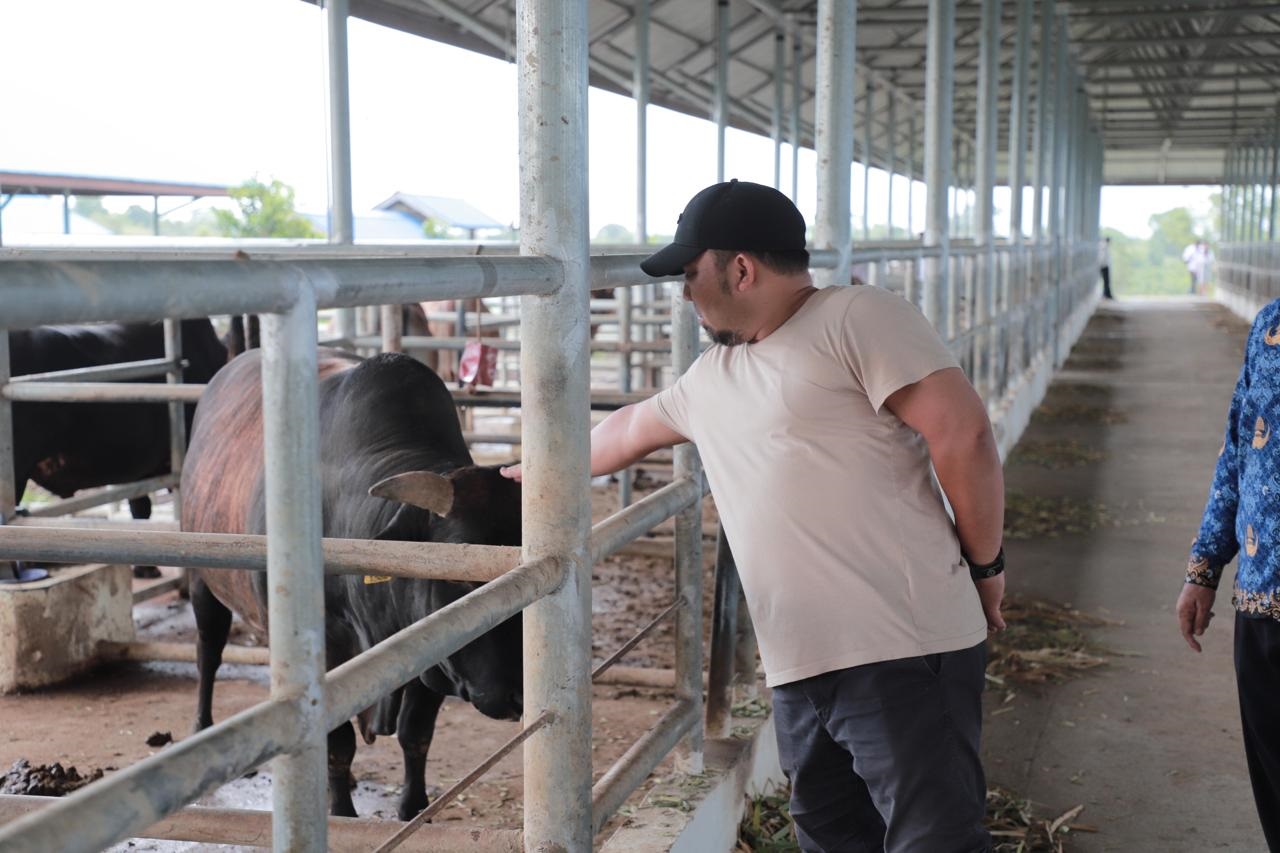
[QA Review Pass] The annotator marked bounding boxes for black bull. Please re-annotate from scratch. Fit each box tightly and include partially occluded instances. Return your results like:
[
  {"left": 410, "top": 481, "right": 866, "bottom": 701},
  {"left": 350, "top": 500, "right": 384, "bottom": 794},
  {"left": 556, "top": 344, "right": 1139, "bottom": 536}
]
[
  {"left": 181, "top": 349, "right": 523, "bottom": 820},
  {"left": 7, "top": 320, "right": 228, "bottom": 577}
]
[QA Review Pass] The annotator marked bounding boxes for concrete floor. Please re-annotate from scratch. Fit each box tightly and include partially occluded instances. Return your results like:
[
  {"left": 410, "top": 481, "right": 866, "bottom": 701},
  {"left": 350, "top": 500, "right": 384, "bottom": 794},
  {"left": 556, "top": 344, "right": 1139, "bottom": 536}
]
[{"left": 985, "top": 296, "right": 1265, "bottom": 852}]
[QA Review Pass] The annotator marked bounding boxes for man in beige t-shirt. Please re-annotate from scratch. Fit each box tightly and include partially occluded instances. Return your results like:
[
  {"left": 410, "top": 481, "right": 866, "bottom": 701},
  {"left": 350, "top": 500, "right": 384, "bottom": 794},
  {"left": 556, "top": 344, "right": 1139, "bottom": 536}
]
[{"left": 504, "top": 180, "right": 1005, "bottom": 853}]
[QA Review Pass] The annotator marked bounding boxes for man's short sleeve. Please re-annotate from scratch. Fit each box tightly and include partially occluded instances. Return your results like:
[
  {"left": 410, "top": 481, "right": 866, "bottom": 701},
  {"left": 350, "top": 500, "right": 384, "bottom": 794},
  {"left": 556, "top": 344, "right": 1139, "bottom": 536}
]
[
  {"left": 638, "top": 362, "right": 699, "bottom": 441},
  {"left": 839, "top": 287, "right": 960, "bottom": 412}
]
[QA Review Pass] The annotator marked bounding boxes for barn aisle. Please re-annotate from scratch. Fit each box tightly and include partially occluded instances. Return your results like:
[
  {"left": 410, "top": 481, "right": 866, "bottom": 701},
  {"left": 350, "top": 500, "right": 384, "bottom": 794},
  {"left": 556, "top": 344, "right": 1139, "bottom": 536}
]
[{"left": 985, "top": 297, "right": 1262, "bottom": 851}]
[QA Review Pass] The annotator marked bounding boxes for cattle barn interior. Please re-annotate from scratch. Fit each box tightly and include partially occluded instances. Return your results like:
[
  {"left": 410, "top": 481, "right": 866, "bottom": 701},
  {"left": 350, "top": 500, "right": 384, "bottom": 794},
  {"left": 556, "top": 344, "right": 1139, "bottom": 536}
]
[{"left": 1, "top": 0, "right": 1278, "bottom": 851}]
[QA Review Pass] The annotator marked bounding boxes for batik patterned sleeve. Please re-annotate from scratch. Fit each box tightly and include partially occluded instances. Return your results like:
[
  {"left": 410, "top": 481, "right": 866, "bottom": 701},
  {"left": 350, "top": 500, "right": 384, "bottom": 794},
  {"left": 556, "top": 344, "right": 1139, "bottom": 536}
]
[{"left": 1187, "top": 337, "right": 1252, "bottom": 589}]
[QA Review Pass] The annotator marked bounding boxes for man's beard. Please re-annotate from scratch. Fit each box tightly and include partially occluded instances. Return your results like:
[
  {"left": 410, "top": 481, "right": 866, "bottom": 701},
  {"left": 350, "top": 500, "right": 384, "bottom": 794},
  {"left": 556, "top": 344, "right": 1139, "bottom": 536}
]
[{"left": 702, "top": 322, "right": 746, "bottom": 347}]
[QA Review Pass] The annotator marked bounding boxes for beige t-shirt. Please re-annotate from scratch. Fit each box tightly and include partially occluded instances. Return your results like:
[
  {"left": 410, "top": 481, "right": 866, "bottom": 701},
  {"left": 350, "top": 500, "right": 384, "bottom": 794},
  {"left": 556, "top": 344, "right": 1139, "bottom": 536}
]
[{"left": 642, "top": 285, "right": 988, "bottom": 686}]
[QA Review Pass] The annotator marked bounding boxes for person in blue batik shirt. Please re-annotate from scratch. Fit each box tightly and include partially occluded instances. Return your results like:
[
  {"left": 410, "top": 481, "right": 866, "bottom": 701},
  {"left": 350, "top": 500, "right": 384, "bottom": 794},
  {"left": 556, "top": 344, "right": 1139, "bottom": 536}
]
[{"left": 1178, "top": 298, "right": 1280, "bottom": 850}]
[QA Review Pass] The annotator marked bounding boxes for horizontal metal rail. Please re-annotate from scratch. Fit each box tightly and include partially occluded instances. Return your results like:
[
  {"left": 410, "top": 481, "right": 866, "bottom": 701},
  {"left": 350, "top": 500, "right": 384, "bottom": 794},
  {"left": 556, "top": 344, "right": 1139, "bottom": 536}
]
[
  {"left": 590, "top": 698, "right": 701, "bottom": 835},
  {"left": 452, "top": 388, "right": 652, "bottom": 411},
  {"left": 0, "top": 796, "right": 522, "bottom": 853},
  {"left": 20, "top": 473, "right": 178, "bottom": 518},
  {"left": 131, "top": 575, "right": 185, "bottom": 604},
  {"left": 0, "top": 527, "right": 520, "bottom": 583},
  {"left": 0, "top": 255, "right": 563, "bottom": 328},
  {"left": 9, "top": 516, "right": 179, "bottom": 531},
  {"left": 9, "top": 357, "right": 180, "bottom": 384},
  {"left": 353, "top": 334, "right": 682, "bottom": 354},
  {"left": 100, "top": 640, "right": 269, "bottom": 666},
  {"left": 323, "top": 555, "right": 565, "bottom": 728},
  {"left": 2, "top": 381, "right": 204, "bottom": 403},
  {"left": 0, "top": 696, "right": 298, "bottom": 853},
  {"left": 589, "top": 476, "right": 702, "bottom": 563}
]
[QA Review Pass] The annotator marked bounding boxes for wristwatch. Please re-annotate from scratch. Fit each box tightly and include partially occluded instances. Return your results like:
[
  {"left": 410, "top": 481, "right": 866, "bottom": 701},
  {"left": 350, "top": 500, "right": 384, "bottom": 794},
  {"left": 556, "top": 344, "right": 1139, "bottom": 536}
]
[{"left": 965, "top": 547, "right": 1005, "bottom": 580}]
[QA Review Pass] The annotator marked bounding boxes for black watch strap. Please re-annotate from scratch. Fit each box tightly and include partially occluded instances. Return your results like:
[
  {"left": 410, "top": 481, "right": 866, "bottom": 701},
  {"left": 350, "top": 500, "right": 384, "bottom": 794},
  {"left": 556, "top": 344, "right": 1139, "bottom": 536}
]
[{"left": 965, "top": 547, "right": 1005, "bottom": 580}]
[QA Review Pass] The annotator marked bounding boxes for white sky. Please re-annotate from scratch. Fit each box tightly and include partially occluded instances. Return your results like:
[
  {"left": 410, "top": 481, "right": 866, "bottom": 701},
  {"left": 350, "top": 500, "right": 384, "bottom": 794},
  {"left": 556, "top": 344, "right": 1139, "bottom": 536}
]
[{"left": 2, "top": 0, "right": 1216, "bottom": 241}]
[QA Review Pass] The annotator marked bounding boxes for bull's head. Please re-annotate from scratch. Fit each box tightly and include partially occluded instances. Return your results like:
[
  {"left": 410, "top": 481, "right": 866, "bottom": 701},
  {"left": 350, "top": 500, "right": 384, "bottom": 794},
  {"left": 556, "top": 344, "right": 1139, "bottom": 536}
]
[{"left": 369, "top": 466, "right": 523, "bottom": 721}]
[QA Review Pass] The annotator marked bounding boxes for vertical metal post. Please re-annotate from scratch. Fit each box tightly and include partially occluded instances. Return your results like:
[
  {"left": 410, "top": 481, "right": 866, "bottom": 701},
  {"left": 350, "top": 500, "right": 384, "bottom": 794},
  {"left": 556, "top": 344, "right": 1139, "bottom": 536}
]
[
  {"left": 618, "top": 283, "right": 633, "bottom": 508},
  {"left": 1032, "top": 0, "right": 1052, "bottom": 263},
  {"left": 715, "top": 0, "right": 730, "bottom": 182},
  {"left": 636, "top": 0, "right": 650, "bottom": 246},
  {"left": 0, "top": 330, "right": 15, "bottom": 527},
  {"left": 908, "top": 112, "right": 917, "bottom": 237},
  {"left": 379, "top": 305, "right": 403, "bottom": 353},
  {"left": 153, "top": 196, "right": 161, "bottom": 237},
  {"left": 975, "top": 0, "right": 1000, "bottom": 401},
  {"left": 791, "top": 27, "right": 802, "bottom": 203},
  {"left": 705, "top": 525, "right": 739, "bottom": 738},
  {"left": 518, "top": 0, "right": 592, "bottom": 849},
  {"left": 863, "top": 77, "right": 874, "bottom": 241},
  {"left": 1048, "top": 14, "right": 1066, "bottom": 362},
  {"left": 261, "top": 287, "right": 326, "bottom": 852},
  {"left": 773, "top": 29, "right": 786, "bottom": 190},
  {"left": 1008, "top": 0, "right": 1031, "bottom": 246},
  {"left": 62, "top": 191, "right": 71, "bottom": 235},
  {"left": 163, "top": 319, "right": 186, "bottom": 527},
  {"left": 923, "top": 0, "right": 955, "bottom": 330},
  {"left": 326, "top": 0, "right": 358, "bottom": 343},
  {"left": 813, "top": 0, "right": 857, "bottom": 288},
  {"left": 887, "top": 89, "right": 897, "bottom": 239},
  {"left": 671, "top": 291, "right": 704, "bottom": 771}
]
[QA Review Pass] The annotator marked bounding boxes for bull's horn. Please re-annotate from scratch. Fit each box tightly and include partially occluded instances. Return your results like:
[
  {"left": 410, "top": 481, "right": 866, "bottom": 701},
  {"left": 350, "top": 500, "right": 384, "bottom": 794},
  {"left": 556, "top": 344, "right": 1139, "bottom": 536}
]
[{"left": 369, "top": 471, "right": 455, "bottom": 517}]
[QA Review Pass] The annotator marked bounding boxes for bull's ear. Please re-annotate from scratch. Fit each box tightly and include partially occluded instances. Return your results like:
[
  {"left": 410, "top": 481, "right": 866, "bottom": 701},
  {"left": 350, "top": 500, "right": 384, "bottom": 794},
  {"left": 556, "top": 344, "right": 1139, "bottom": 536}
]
[{"left": 369, "top": 471, "right": 455, "bottom": 517}]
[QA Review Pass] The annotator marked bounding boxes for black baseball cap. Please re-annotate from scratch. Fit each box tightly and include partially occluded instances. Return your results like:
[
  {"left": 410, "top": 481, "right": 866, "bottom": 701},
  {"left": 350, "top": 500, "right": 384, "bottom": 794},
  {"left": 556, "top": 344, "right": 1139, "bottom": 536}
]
[{"left": 640, "top": 179, "right": 808, "bottom": 277}]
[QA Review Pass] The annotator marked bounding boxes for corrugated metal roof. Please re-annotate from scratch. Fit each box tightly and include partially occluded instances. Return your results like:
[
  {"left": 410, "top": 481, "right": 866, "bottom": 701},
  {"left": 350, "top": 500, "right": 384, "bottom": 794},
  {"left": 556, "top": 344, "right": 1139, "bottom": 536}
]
[
  {"left": 0, "top": 170, "right": 231, "bottom": 197},
  {"left": 303, "top": 0, "right": 1280, "bottom": 185},
  {"left": 375, "top": 192, "right": 506, "bottom": 230}
]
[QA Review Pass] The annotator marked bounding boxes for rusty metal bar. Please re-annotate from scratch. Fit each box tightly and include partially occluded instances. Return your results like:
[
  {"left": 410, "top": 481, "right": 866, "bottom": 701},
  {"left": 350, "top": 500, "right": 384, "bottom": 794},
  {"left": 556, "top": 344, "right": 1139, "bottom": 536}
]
[
  {"left": 591, "top": 598, "right": 684, "bottom": 682},
  {"left": 99, "top": 640, "right": 269, "bottom": 666},
  {"left": 0, "top": 526, "right": 520, "bottom": 582},
  {"left": 372, "top": 711, "right": 553, "bottom": 853}
]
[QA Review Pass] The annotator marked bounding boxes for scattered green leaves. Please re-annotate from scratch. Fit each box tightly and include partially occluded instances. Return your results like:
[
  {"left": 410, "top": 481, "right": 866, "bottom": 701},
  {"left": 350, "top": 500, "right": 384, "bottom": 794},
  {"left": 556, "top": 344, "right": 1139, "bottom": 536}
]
[
  {"left": 1004, "top": 492, "right": 1111, "bottom": 540},
  {"left": 1009, "top": 439, "right": 1105, "bottom": 470}
]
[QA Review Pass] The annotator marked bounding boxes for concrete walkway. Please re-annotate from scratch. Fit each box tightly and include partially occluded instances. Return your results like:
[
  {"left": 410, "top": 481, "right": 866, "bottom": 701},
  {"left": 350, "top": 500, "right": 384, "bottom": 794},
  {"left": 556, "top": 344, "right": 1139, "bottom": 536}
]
[{"left": 985, "top": 297, "right": 1264, "bottom": 852}]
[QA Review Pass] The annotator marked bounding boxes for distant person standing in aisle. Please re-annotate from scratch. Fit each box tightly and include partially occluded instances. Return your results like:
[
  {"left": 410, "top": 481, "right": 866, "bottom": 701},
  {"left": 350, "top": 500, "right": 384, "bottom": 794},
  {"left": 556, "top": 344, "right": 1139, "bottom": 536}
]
[
  {"left": 1099, "top": 237, "right": 1113, "bottom": 300},
  {"left": 1183, "top": 239, "right": 1214, "bottom": 295}
]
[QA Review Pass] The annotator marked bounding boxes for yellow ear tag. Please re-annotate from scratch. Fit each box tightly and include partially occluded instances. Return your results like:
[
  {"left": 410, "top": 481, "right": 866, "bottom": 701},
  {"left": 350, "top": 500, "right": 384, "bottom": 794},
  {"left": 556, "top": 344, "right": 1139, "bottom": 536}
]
[{"left": 363, "top": 575, "right": 393, "bottom": 585}]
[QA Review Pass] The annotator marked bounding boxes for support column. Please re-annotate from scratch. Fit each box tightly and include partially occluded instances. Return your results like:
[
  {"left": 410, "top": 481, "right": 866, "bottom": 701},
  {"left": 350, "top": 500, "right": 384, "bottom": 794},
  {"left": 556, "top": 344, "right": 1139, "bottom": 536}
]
[
  {"left": 715, "top": 0, "right": 730, "bottom": 182},
  {"left": 863, "top": 77, "right": 874, "bottom": 241},
  {"left": 326, "top": 0, "right": 357, "bottom": 343},
  {"left": 887, "top": 89, "right": 897, "bottom": 239},
  {"left": 791, "top": 26, "right": 802, "bottom": 202},
  {"left": 773, "top": 29, "right": 786, "bottom": 190},
  {"left": 813, "top": 0, "right": 857, "bottom": 288},
  {"left": 163, "top": 319, "right": 186, "bottom": 526},
  {"left": 923, "top": 0, "right": 955, "bottom": 329},
  {"left": 262, "top": 288, "right": 326, "bottom": 852},
  {"left": 1007, "top": 0, "right": 1032, "bottom": 374},
  {"left": 635, "top": 0, "right": 650, "bottom": 245},
  {"left": 975, "top": 0, "right": 1001, "bottom": 400},
  {"left": 517, "top": 0, "right": 593, "bottom": 850}
]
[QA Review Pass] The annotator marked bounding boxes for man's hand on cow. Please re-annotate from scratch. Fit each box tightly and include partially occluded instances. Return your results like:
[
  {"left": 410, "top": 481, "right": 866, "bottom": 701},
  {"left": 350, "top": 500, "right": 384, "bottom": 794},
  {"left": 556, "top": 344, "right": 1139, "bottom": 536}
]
[
  {"left": 1176, "top": 582, "right": 1217, "bottom": 653},
  {"left": 974, "top": 574, "right": 1006, "bottom": 632},
  {"left": 499, "top": 464, "right": 522, "bottom": 483}
]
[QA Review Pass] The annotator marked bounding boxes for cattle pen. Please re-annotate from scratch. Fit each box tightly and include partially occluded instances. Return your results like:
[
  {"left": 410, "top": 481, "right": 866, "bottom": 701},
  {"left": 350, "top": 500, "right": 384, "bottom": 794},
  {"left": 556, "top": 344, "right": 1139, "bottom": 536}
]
[{"left": 0, "top": 0, "right": 1110, "bottom": 851}]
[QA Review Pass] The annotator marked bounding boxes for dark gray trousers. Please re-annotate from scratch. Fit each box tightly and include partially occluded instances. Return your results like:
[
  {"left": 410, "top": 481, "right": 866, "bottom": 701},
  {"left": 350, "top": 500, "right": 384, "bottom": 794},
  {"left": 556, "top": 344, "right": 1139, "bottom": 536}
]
[{"left": 772, "top": 642, "right": 991, "bottom": 853}]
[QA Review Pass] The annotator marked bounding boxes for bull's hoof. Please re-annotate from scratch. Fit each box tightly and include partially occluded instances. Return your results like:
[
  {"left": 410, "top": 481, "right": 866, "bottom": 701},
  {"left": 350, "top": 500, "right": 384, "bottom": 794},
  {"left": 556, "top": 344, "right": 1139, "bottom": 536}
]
[
  {"left": 398, "top": 794, "right": 429, "bottom": 823},
  {"left": 133, "top": 565, "right": 162, "bottom": 579}
]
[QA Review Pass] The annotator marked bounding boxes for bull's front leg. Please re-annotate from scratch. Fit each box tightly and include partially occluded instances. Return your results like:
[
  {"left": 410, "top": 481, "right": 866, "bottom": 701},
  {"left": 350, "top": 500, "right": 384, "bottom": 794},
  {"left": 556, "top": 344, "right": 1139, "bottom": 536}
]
[
  {"left": 395, "top": 680, "right": 446, "bottom": 821},
  {"left": 328, "top": 720, "right": 359, "bottom": 817}
]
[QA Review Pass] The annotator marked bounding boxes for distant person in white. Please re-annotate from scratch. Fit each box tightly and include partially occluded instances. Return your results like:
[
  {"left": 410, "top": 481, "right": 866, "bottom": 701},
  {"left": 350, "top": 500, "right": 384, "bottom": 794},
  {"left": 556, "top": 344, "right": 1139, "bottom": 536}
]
[{"left": 1182, "top": 240, "right": 1214, "bottom": 295}]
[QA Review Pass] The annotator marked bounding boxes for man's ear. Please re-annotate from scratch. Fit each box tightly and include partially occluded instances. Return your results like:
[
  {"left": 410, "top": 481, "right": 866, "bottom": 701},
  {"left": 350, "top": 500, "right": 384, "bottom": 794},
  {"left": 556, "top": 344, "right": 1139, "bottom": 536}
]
[{"left": 735, "top": 252, "right": 757, "bottom": 292}]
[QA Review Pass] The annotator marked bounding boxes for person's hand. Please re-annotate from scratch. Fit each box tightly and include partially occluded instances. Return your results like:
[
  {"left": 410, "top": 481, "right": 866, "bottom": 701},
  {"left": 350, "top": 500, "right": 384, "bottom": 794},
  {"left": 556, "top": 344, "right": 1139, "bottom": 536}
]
[
  {"left": 499, "top": 464, "right": 522, "bottom": 483},
  {"left": 975, "top": 574, "right": 1006, "bottom": 632},
  {"left": 1177, "top": 582, "right": 1217, "bottom": 653}
]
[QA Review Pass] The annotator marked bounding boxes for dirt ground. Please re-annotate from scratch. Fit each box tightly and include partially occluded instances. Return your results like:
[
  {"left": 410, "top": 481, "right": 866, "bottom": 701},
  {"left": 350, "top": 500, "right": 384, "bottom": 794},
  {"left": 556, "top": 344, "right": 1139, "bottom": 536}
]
[{"left": 0, "top": 470, "right": 731, "bottom": 851}]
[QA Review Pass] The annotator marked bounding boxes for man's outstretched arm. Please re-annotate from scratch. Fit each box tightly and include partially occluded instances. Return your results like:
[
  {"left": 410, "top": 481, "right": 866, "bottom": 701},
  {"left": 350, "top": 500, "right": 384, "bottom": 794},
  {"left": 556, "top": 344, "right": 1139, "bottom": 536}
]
[{"left": 500, "top": 402, "right": 688, "bottom": 483}]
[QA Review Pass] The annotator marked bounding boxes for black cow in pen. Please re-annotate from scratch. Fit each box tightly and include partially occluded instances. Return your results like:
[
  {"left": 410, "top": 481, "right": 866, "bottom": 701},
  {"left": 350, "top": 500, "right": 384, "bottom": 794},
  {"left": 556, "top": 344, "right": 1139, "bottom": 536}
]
[
  {"left": 181, "top": 348, "right": 523, "bottom": 820},
  {"left": 7, "top": 320, "right": 229, "bottom": 575}
]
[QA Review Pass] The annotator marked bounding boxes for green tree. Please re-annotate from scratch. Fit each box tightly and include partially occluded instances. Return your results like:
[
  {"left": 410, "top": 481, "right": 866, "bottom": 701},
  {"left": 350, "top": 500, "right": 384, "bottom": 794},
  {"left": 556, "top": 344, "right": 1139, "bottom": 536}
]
[
  {"left": 593, "top": 224, "right": 635, "bottom": 244},
  {"left": 212, "top": 177, "right": 320, "bottom": 238},
  {"left": 1147, "top": 207, "right": 1196, "bottom": 265},
  {"left": 422, "top": 217, "right": 451, "bottom": 239}
]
